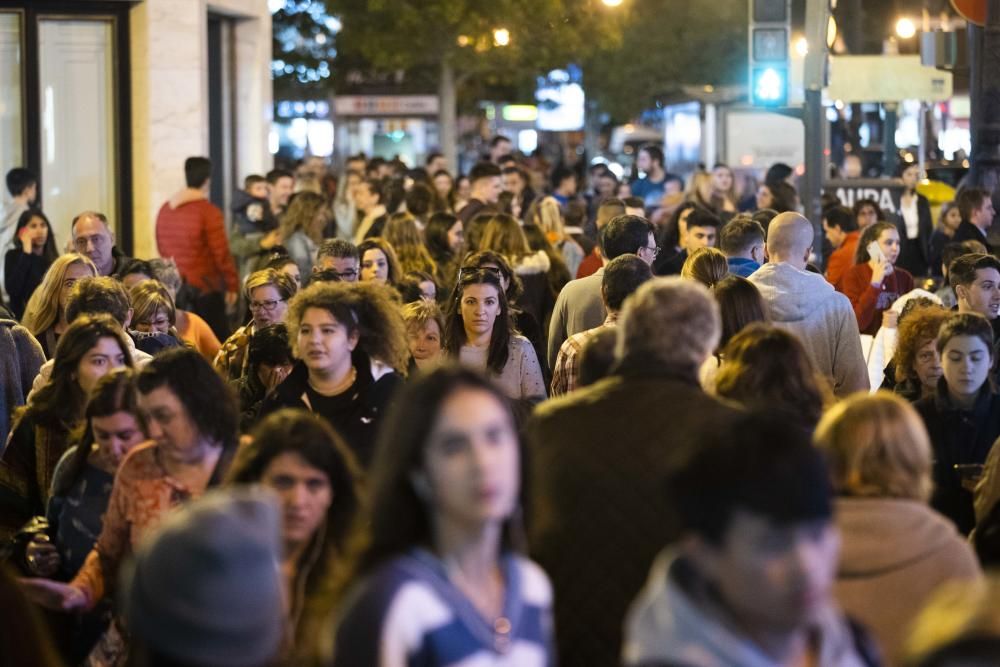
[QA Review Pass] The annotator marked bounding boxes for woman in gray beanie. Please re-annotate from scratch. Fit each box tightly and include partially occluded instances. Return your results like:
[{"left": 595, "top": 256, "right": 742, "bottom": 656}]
[{"left": 122, "top": 487, "right": 285, "bottom": 667}]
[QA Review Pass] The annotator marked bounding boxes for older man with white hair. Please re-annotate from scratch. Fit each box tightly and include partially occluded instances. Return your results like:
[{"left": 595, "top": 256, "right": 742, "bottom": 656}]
[
  {"left": 527, "top": 277, "right": 743, "bottom": 667},
  {"left": 748, "top": 212, "right": 869, "bottom": 396}
]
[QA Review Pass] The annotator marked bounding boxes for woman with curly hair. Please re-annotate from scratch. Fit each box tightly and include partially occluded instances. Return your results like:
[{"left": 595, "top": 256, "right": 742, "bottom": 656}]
[
  {"left": 714, "top": 323, "right": 830, "bottom": 434},
  {"left": 279, "top": 191, "right": 328, "bottom": 277},
  {"left": 889, "top": 306, "right": 950, "bottom": 401},
  {"left": 383, "top": 212, "right": 437, "bottom": 277},
  {"left": 259, "top": 281, "right": 408, "bottom": 466}
]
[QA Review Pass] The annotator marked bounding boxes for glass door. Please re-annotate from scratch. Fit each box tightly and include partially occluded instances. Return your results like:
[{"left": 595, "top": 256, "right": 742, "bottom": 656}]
[{"left": 38, "top": 17, "right": 117, "bottom": 244}]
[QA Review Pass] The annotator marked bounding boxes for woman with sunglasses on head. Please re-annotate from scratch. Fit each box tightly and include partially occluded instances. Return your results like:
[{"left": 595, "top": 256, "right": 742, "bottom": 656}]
[
  {"left": 214, "top": 268, "right": 297, "bottom": 382},
  {"left": 331, "top": 367, "right": 554, "bottom": 667},
  {"left": 444, "top": 268, "right": 546, "bottom": 406}
]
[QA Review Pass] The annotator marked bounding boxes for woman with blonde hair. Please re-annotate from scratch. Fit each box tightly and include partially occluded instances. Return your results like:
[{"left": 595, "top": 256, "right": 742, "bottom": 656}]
[
  {"left": 815, "top": 392, "right": 981, "bottom": 665},
  {"left": 383, "top": 212, "right": 437, "bottom": 276},
  {"left": 680, "top": 247, "right": 729, "bottom": 289},
  {"left": 128, "top": 280, "right": 180, "bottom": 340},
  {"left": 21, "top": 253, "right": 98, "bottom": 358},
  {"left": 479, "top": 213, "right": 552, "bottom": 331},
  {"left": 279, "top": 191, "right": 328, "bottom": 276},
  {"left": 529, "top": 196, "right": 584, "bottom": 277},
  {"left": 148, "top": 258, "right": 221, "bottom": 360}
]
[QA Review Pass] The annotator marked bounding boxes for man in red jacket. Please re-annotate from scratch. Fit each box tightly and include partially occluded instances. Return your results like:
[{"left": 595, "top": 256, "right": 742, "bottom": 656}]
[{"left": 155, "top": 157, "right": 239, "bottom": 340}]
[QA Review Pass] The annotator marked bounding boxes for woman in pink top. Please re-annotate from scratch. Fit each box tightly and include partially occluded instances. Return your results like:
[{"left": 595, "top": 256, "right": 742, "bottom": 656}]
[{"left": 20, "top": 348, "right": 238, "bottom": 630}]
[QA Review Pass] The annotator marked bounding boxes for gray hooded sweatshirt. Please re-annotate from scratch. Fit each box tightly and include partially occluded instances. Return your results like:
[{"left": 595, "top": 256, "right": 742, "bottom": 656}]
[
  {"left": 623, "top": 550, "right": 871, "bottom": 667},
  {"left": 748, "top": 262, "right": 869, "bottom": 397}
]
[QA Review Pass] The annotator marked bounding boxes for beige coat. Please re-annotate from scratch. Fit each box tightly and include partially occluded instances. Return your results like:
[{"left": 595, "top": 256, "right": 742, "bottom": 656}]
[{"left": 834, "top": 497, "right": 981, "bottom": 665}]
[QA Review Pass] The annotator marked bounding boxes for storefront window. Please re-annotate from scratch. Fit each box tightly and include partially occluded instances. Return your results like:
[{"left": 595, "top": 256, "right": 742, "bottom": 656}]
[
  {"left": 0, "top": 13, "right": 24, "bottom": 182},
  {"left": 39, "top": 18, "right": 117, "bottom": 244}
]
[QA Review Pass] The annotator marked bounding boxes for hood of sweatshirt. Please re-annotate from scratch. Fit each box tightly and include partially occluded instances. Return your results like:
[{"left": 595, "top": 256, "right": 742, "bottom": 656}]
[
  {"left": 623, "top": 550, "right": 867, "bottom": 667},
  {"left": 749, "top": 262, "right": 838, "bottom": 323},
  {"left": 513, "top": 250, "right": 551, "bottom": 275},
  {"left": 167, "top": 188, "right": 207, "bottom": 210},
  {"left": 835, "top": 497, "right": 970, "bottom": 577}
]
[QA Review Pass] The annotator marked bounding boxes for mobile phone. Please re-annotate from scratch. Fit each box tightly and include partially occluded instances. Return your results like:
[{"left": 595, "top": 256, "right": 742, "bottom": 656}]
[
  {"left": 867, "top": 240, "right": 885, "bottom": 263},
  {"left": 954, "top": 463, "right": 985, "bottom": 481}
]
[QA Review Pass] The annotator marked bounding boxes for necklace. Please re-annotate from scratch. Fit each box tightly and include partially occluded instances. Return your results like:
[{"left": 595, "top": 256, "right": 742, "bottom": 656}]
[
  {"left": 444, "top": 559, "right": 512, "bottom": 652},
  {"left": 308, "top": 366, "right": 356, "bottom": 396}
]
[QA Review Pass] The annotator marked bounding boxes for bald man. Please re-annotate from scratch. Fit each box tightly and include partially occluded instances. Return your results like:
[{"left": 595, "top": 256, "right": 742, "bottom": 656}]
[{"left": 748, "top": 212, "right": 868, "bottom": 396}]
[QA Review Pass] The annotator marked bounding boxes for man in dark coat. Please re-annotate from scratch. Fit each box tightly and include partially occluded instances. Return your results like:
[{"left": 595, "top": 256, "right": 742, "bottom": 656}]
[{"left": 527, "top": 277, "right": 742, "bottom": 667}]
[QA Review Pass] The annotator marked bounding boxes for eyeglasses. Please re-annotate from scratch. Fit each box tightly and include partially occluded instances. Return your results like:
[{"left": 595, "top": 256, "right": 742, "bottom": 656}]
[
  {"left": 642, "top": 245, "right": 660, "bottom": 258},
  {"left": 334, "top": 269, "right": 358, "bottom": 279},
  {"left": 249, "top": 298, "right": 285, "bottom": 312}
]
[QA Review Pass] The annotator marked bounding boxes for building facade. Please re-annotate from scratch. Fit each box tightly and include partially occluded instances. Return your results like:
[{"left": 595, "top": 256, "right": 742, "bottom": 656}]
[{"left": 0, "top": 0, "right": 272, "bottom": 259}]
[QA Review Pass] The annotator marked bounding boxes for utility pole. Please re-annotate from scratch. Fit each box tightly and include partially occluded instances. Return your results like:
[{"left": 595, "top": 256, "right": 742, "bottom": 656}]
[
  {"left": 802, "top": 0, "right": 830, "bottom": 265},
  {"left": 967, "top": 0, "right": 1000, "bottom": 193}
]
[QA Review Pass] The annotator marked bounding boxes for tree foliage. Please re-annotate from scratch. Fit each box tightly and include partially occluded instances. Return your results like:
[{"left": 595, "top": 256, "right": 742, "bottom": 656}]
[
  {"left": 334, "top": 0, "right": 628, "bottom": 107},
  {"left": 581, "top": 0, "right": 747, "bottom": 121},
  {"left": 271, "top": 0, "right": 339, "bottom": 100}
]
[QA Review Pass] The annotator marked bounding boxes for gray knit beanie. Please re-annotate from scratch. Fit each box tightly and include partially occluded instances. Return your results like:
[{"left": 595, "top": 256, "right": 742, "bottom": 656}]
[{"left": 121, "top": 488, "right": 285, "bottom": 667}]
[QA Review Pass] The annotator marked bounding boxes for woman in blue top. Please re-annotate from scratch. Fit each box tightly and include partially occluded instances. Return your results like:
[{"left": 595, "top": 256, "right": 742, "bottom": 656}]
[{"left": 332, "top": 366, "right": 555, "bottom": 666}]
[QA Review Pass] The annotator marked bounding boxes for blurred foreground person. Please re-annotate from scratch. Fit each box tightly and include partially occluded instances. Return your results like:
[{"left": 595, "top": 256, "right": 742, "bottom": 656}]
[
  {"left": 623, "top": 412, "right": 879, "bottom": 667},
  {"left": 122, "top": 488, "right": 284, "bottom": 667},
  {"left": 903, "top": 575, "right": 1000, "bottom": 666},
  {"left": 332, "top": 367, "right": 554, "bottom": 666},
  {"left": 229, "top": 409, "right": 363, "bottom": 666},
  {"left": 529, "top": 278, "right": 741, "bottom": 666},
  {"left": 816, "top": 393, "right": 981, "bottom": 665}
]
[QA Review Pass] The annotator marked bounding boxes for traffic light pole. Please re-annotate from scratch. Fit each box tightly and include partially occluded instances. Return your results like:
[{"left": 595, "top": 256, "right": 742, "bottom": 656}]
[
  {"left": 967, "top": 1, "right": 1000, "bottom": 194},
  {"left": 803, "top": 88, "right": 825, "bottom": 267},
  {"left": 802, "top": 0, "right": 829, "bottom": 268}
]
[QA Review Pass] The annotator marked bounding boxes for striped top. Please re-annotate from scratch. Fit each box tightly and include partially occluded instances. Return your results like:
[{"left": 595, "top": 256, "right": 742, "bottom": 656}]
[{"left": 333, "top": 548, "right": 554, "bottom": 667}]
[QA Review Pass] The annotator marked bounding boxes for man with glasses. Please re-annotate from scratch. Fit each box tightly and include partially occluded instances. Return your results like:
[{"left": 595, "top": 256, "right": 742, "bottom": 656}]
[
  {"left": 547, "top": 214, "right": 657, "bottom": 370},
  {"left": 314, "top": 239, "right": 360, "bottom": 282},
  {"left": 71, "top": 211, "right": 133, "bottom": 278},
  {"left": 655, "top": 208, "right": 721, "bottom": 276}
]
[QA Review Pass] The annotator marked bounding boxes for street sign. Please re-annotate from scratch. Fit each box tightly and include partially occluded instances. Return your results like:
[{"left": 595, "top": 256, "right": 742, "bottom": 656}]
[
  {"left": 827, "top": 55, "right": 953, "bottom": 103},
  {"left": 824, "top": 179, "right": 906, "bottom": 214},
  {"left": 952, "top": 0, "right": 986, "bottom": 27},
  {"left": 333, "top": 95, "right": 439, "bottom": 117}
]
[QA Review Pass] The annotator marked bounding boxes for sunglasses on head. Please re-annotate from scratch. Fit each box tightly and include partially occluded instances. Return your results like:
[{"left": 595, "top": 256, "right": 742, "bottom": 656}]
[{"left": 459, "top": 266, "right": 503, "bottom": 278}]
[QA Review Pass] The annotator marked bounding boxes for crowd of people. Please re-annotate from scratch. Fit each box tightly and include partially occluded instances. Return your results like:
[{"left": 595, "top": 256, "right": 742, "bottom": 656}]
[{"left": 0, "top": 137, "right": 999, "bottom": 667}]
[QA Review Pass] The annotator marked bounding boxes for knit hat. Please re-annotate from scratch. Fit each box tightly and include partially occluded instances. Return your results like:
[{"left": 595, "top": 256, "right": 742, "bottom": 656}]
[{"left": 121, "top": 488, "right": 285, "bottom": 667}]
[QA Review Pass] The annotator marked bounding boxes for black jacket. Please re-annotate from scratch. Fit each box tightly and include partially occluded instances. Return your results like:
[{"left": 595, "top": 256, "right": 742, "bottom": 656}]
[
  {"left": 258, "top": 352, "right": 402, "bottom": 467},
  {"left": 527, "top": 359, "right": 742, "bottom": 667},
  {"left": 952, "top": 220, "right": 992, "bottom": 254},
  {"left": 915, "top": 382, "right": 1000, "bottom": 534},
  {"left": 892, "top": 192, "right": 933, "bottom": 277}
]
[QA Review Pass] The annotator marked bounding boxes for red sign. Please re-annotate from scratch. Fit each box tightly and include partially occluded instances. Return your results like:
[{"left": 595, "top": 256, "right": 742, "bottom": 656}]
[{"left": 952, "top": 0, "right": 987, "bottom": 26}]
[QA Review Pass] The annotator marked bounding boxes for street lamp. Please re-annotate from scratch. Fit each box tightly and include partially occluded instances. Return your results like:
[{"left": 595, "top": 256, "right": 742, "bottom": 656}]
[
  {"left": 895, "top": 17, "right": 917, "bottom": 39},
  {"left": 493, "top": 28, "right": 510, "bottom": 47},
  {"left": 602, "top": 0, "right": 624, "bottom": 6}
]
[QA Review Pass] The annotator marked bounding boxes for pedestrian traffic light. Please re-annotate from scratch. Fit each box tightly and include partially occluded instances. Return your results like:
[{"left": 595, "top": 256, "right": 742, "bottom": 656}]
[{"left": 749, "top": 0, "right": 790, "bottom": 107}]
